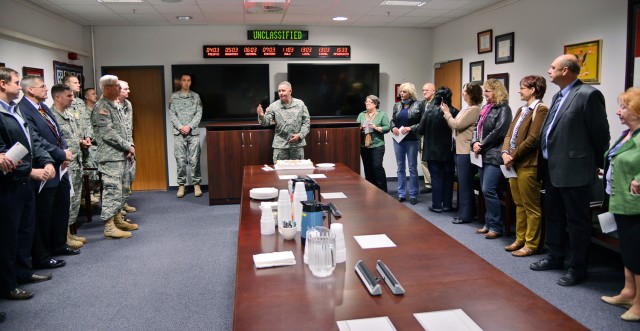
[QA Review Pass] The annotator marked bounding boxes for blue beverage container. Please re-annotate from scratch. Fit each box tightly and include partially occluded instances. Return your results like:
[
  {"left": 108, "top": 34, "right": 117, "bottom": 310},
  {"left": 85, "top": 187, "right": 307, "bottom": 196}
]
[{"left": 300, "top": 201, "right": 325, "bottom": 243}]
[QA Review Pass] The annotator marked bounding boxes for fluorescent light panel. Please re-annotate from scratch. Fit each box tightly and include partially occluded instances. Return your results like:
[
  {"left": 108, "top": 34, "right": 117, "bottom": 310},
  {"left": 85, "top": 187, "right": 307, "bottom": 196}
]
[
  {"left": 98, "top": 0, "right": 144, "bottom": 3},
  {"left": 245, "top": 0, "right": 290, "bottom": 3},
  {"left": 380, "top": 1, "right": 426, "bottom": 6}
]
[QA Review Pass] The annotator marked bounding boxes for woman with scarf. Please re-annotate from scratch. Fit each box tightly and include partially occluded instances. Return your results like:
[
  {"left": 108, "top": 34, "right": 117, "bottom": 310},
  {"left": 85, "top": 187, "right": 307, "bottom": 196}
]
[
  {"left": 471, "top": 79, "right": 512, "bottom": 239},
  {"left": 390, "top": 83, "right": 424, "bottom": 205},
  {"left": 357, "top": 95, "right": 390, "bottom": 191}
]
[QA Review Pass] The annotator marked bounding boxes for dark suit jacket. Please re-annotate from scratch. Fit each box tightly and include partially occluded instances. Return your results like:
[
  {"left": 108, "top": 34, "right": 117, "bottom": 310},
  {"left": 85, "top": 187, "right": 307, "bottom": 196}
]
[
  {"left": 540, "top": 80, "right": 610, "bottom": 187},
  {"left": 18, "top": 97, "right": 69, "bottom": 188}
]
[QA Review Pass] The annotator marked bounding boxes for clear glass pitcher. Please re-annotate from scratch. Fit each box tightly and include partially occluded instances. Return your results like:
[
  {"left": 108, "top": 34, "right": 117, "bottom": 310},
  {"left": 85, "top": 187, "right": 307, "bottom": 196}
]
[{"left": 306, "top": 226, "right": 336, "bottom": 277}]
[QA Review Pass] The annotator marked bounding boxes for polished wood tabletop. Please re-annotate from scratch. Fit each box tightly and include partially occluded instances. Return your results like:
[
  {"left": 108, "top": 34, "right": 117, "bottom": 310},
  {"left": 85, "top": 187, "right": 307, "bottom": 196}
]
[{"left": 234, "top": 164, "right": 585, "bottom": 331}]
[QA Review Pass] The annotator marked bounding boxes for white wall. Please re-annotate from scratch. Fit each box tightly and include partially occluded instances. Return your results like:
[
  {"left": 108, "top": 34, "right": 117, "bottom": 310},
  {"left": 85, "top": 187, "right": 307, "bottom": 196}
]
[
  {"left": 92, "top": 25, "right": 433, "bottom": 186},
  {"left": 433, "top": 0, "right": 628, "bottom": 138}
]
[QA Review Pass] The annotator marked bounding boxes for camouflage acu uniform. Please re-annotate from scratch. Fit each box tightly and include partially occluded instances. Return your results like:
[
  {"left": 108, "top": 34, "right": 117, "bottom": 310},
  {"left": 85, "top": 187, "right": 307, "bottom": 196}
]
[
  {"left": 258, "top": 98, "right": 310, "bottom": 163},
  {"left": 169, "top": 91, "right": 202, "bottom": 185},
  {"left": 74, "top": 97, "right": 99, "bottom": 183},
  {"left": 91, "top": 96, "right": 132, "bottom": 221},
  {"left": 120, "top": 99, "right": 135, "bottom": 199},
  {"left": 52, "top": 105, "right": 83, "bottom": 226}
]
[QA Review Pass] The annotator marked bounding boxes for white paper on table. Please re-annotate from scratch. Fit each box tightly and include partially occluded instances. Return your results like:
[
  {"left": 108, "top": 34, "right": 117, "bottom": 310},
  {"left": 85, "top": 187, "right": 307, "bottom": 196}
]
[
  {"left": 306, "top": 174, "right": 326, "bottom": 179},
  {"left": 337, "top": 316, "right": 397, "bottom": 331},
  {"left": 392, "top": 126, "right": 408, "bottom": 143},
  {"left": 353, "top": 234, "right": 396, "bottom": 249},
  {"left": 499, "top": 165, "right": 517, "bottom": 178},
  {"left": 321, "top": 192, "right": 347, "bottom": 199},
  {"left": 253, "top": 251, "right": 296, "bottom": 269},
  {"left": 598, "top": 212, "right": 617, "bottom": 233},
  {"left": 278, "top": 175, "right": 298, "bottom": 180},
  {"left": 414, "top": 309, "right": 483, "bottom": 331},
  {"left": 470, "top": 152, "right": 482, "bottom": 167}
]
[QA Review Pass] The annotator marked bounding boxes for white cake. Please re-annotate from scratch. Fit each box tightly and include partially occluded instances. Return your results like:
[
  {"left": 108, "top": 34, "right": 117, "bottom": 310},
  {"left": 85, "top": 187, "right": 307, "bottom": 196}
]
[{"left": 274, "top": 159, "right": 315, "bottom": 170}]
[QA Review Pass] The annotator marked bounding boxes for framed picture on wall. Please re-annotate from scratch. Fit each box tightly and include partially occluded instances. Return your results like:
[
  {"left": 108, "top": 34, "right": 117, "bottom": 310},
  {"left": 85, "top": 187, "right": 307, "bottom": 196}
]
[
  {"left": 487, "top": 73, "right": 509, "bottom": 91},
  {"left": 53, "top": 61, "right": 84, "bottom": 97},
  {"left": 477, "top": 29, "right": 493, "bottom": 54},
  {"left": 564, "top": 40, "right": 602, "bottom": 84},
  {"left": 495, "top": 32, "right": 514, "bottom": 64},
  {"left": 22, "top": 66, "right": 44, "bottom": 78},
  {"left": 395, "top": 83, "right": 401, "bottom": 102},
  {"left": 469, "top": 61, "right": 484, "bottom": 83}
]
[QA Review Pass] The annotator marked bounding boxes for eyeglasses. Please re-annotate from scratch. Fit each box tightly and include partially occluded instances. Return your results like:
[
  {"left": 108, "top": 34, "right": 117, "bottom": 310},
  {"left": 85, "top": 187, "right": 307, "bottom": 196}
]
[{"left": 364, "top": 100, "right": 374, "bottom": 104}]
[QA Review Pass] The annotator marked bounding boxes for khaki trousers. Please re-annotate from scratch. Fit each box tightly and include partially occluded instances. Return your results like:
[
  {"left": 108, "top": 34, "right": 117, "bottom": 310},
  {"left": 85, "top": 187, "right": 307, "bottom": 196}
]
[{"left": 509, "top": 166, "right": 542, "bottom": 251}]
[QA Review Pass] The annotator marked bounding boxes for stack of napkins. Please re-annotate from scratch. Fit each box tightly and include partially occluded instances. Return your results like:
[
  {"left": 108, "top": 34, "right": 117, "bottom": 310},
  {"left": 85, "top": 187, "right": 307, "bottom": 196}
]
[{"left": 253, "top": 251, "right": 296, "bottom": 268}]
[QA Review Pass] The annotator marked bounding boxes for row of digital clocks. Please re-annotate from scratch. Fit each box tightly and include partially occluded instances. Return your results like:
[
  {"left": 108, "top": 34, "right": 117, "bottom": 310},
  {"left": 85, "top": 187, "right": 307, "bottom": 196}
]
[{"left": 202, "top": 30, "right": 351, "bottom": 59}]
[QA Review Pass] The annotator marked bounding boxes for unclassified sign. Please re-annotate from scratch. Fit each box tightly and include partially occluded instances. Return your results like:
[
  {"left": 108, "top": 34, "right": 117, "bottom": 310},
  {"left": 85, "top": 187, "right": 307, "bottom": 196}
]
[{"left": 247, "top": 30, "right": 308, "bottom": 40}]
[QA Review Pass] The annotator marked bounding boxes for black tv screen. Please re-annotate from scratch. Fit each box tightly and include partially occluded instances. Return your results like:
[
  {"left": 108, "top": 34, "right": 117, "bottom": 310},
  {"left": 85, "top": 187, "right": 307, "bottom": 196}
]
[
  {"left": 171, "top": 64, "right": 270, "bottom": 121},
  {"left": 287, "top": 63, "right": 380, "bottom": 118}
]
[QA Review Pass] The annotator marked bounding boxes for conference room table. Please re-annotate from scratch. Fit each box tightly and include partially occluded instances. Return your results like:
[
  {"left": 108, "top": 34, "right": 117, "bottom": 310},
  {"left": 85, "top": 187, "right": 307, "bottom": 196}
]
[{"left": 233, "top": 164, "right": 585, "bottom": 330}]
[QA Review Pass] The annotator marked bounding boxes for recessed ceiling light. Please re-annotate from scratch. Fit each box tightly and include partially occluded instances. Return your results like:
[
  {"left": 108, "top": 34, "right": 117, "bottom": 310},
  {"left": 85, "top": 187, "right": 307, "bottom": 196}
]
[
  {"left": 97, "top": 0, "right": 144, "bottom": 3},
  {"left": 333, "top": 16, "right": 348, "bottom": 21},
  {"left": 380, "top": 1, "right": 426, "bottom": 6},
  {"left": 176, "top": 16, "right": 193, "bottom": 20}
]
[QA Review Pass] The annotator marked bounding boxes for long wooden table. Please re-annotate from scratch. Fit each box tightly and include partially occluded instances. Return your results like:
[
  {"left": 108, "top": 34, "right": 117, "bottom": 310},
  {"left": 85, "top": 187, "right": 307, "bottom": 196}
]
[{"left": 234, "top": 164, "right": 585, "bottom": 330}]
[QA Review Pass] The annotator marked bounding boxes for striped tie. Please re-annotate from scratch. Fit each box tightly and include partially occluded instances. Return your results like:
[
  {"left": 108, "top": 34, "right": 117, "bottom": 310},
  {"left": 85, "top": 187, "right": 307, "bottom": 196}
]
[{"left": 38, "top": 106, "right": 61, "bottom": 146}]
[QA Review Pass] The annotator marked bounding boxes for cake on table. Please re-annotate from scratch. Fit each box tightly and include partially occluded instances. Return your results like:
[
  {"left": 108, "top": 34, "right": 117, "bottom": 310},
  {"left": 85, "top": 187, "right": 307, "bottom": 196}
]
[{"left": 274, "top": 159, "right": 315, "bottom": 170}]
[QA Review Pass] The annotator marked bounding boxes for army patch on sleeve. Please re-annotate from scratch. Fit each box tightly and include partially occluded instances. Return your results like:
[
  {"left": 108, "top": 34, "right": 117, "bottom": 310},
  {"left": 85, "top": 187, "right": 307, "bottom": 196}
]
[
  {"left": 97, "top": 118, "right": 108, "bottom": 127},
  {"left": 99, "top": 109, "right": 109, "bottom": 115}
]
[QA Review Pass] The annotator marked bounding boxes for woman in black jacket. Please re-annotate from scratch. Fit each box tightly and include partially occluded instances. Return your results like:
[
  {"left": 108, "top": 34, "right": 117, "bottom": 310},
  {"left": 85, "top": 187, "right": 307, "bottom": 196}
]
[
  {"left": 390, "top": 82, "right": 424, "bottom": 205},
  {"left": 418, "top": 86, "right": 458, "bottom": 212},
  {"left": 471, "top": 79, "right": 512, "bottom": 239}
]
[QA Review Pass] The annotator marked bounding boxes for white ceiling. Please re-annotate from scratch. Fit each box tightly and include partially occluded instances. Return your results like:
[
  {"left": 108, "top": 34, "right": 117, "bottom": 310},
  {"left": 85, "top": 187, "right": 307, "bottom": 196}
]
[{"left": 26, "top": 0, "right": 506, "bottom": 28}]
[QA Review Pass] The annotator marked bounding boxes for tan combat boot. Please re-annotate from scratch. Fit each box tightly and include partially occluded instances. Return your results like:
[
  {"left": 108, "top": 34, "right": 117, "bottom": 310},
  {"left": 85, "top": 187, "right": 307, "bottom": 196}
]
[
  {"left": 123, "top": 203, "right": 137, "bottom": 213},
  {"left": 115, "top": 212, "right": 139, "bottom": 231},
  {"left": 68, "top": 227, "right": 87, "bottom": 244},
  {"left": 194, "top": 184, "right": 202, "bottom": 197},
  {"left": 104, "top": 217, "right": 132, "bottom": 239},
  {"left": 67, "top": 228, "right": 83, "bottom": 249},
  {"left": 177, "top": 185, "right": 185, "bottom": 198}
]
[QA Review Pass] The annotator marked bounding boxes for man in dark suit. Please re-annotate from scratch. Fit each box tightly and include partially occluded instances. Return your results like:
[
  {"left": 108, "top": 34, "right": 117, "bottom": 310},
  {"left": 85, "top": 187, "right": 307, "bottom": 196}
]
[
  {"left": 0, "top": 67, "right": 56, "bottom": 300},
  {"left": 18, "top": 75, "right": 78, "bottom": 270},
  {"left": 530, "top": 54, "right": 610, "bottom": 286}
]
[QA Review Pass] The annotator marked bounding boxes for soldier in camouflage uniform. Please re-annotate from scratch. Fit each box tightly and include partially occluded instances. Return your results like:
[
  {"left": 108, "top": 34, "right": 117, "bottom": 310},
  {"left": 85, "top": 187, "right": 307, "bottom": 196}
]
[
  {"left": 257, "top": 81, "right": 310, "bottom": 163},
  {"left": 91, "top": 75, "right": 139, "bottom": 239},
  {"left": 169, "top": 73, "right": 202, "bottom": 198},
  {"left": 117, "top": 80, "right": 137, "bottom": 213},
  {"left": 51, "top": 84, "right": 86, "bottom": 249}
]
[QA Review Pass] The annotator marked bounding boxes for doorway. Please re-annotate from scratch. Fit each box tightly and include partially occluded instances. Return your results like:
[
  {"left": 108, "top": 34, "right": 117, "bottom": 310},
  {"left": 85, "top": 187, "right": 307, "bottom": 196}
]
[
  {"left": 102, "top": 66, "right": 167, "bottom": 191},
  {"left": 434, "top": 59, "right": 462, "bottom": 110}
]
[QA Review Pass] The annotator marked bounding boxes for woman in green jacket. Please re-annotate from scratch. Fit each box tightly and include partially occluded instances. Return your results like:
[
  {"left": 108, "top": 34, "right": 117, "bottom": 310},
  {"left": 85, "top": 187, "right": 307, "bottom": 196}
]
[{"left": 357, "top": 95, "right": 390, "bottom": 192}]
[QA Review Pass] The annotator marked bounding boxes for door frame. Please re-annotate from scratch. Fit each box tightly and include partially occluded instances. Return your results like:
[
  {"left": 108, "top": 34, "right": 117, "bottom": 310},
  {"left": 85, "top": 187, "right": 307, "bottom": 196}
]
[{"left": 101, "top": 65, "right": 169, "bottom": 190}]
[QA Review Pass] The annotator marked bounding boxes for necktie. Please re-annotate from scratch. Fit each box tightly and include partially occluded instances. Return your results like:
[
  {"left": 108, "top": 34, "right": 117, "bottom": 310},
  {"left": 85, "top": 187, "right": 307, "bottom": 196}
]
[
  {"left": 540, "top": 92, "right": 563, "bottom": 156},
  {"left": 39, "top": 105, "right": 62, "bottom": 146}
]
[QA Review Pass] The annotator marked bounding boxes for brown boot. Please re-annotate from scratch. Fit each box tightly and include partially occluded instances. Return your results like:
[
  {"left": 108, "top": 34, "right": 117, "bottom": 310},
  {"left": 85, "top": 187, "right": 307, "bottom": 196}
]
[
  {"left": 104, "top": 217, "right": 132, "bottom": 239},
  {"left": 67, "top": 228, "right": 83, "bottom": 249},
  {"left": 115, "top": 212, "right": 139, "bottom": 231},
  {"left": 194, "top": 184, "right": 202, "bottom": 197},
  {"left": 123, "top": 203, "right": 137, "bottom": 213},
  {"left": 177, "top": 185, "right": 185, "bottom": 198}
]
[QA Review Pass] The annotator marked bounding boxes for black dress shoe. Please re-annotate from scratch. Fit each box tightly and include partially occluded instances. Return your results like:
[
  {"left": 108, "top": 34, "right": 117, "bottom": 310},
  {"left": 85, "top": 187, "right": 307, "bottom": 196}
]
[
  {"left": 529, "top": 257, "right": 563, "bottom": 271},
  {"left": 557, "top": 269, "right": 587, "bottom": 286},
  {"left": 6, "top": 288, "right": 33, "bottom": 300},
  {"left": 33, "top": 258, "right": 66, "bottom": 269},
  {"left": 398, "top": 197, "right": 406, "bottom": 202},
  {"left": 419, "top": 187, "right": 432, "bottom": 194},
  {"left": 452, "top": 218, "right": 471, "bottom": 224},
  {"left": 54, "top": 247, "right": 80, "bottom": 256},
  {"left": 410, "top": 198, "right": 418, "bottom": 205}
]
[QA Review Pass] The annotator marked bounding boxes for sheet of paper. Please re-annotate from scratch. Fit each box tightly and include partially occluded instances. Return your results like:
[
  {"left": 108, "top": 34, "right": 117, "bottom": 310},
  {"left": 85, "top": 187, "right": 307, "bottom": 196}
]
[
  {"left": 59, "top": 165, "right": 68, "bottom": 180},
  {"left": 598, "top": 212, "right": 617, "bottom": 233},
  {"left": 306, "top": 174, "right": 326, "bottom": 179},
  {"left": 337, "top": 316, "right": 397, "bottom": 331},
  {"left": 414, "top": 309, "right": 483, "bottom": 331},
  {"left": 392, "top": 126, "right": 408, "bottom": 143},
  {"left": 470, "top": 152, "right": 482, "bottom": 167},
  {"left": 321, "top": 192, "right": 347, "bottom": 199},
  {"left": 38, "top": 180, "right": 46, "bottom": 193},
  {"left": 279, "top": 175, "right": 297, "bottom": 180},
  {"left": 5, "top": 141, "right": 28, "bottom": 163},
  {"left": 68, "top": 171, "right": 74, "bottom": 197},
  {"left": 499, "top": 165, "right": 517, "bottom": 178},
  {"left": 354, "top": 234, "right": 396, "bottom": 249}
]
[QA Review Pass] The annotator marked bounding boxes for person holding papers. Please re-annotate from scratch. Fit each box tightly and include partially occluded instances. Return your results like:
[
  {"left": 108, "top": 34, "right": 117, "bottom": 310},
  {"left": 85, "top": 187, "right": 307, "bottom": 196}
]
[
  {"left": 600, "top": 88, "right": 640, "bottom": 322},
  {"left": 500, "top": 76, "right": 549, "bottom": 256},
  {"left": 471, "top": 79, "right": 512, "bottom": 239},
  {"left": 357, "top": 95, "right": 390, "bottom": 192},
  {"left": 390, "top": 83, "right": 424, "bottom": 205},
  {"left": 442, "top": 82, "right": 482, "bottom": 224}
]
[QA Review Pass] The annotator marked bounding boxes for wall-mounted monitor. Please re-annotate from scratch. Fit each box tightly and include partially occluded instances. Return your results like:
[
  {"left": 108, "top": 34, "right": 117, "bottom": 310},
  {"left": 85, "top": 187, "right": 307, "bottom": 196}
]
[
  {"left": 171, "top": 64, "right": 270, "bottom": 121},
  {"left": 287, "top": 63, "right": 380, "bottom": 118}
]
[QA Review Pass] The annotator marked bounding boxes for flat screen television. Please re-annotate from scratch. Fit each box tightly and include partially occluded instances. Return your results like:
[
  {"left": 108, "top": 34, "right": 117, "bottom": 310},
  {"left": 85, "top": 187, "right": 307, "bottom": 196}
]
[
  {"left": 287, "top": 63, "right": 380, "bottom": 118},
  {"left": 171, "top": 64, "right": 270, "bottom": 121}
]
